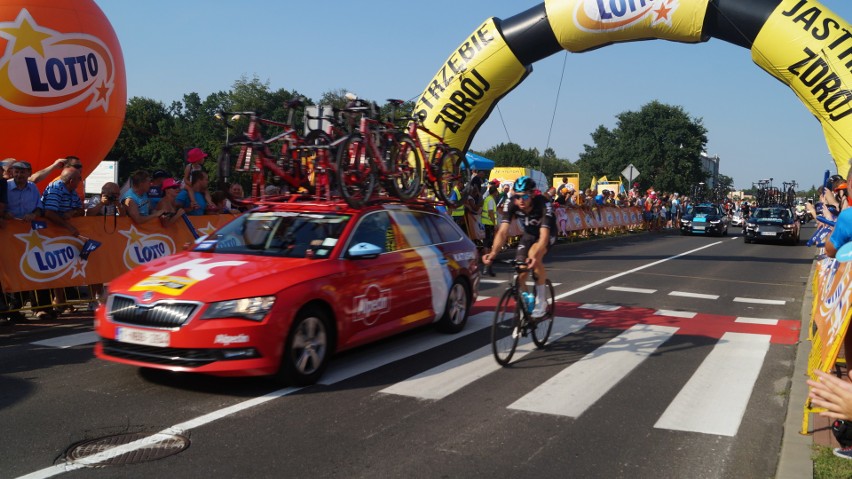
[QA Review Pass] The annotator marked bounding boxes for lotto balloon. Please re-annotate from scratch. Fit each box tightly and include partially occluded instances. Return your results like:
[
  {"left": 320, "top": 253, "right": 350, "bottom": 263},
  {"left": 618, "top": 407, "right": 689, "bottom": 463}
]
[{"left": 0, "top": 0, "right": 125, "bottom": 181}]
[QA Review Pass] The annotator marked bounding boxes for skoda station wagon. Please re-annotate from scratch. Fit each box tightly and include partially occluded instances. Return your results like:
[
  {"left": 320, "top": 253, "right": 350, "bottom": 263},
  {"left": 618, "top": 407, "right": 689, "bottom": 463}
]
[{"left": 95, "top": 200, "right": 480, "bottom": 385}]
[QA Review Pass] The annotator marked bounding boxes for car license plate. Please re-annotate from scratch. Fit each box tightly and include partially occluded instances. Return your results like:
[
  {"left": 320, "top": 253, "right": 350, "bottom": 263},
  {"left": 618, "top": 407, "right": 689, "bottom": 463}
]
[
  {"left": 760, "top": 231, "right": 776, "bottom": 236},
  {"left": 693, "top": 226, "right": 705, "bottom": 231},
  {"left": 116, "top": 327, "right": 170, "bottom": 347}
]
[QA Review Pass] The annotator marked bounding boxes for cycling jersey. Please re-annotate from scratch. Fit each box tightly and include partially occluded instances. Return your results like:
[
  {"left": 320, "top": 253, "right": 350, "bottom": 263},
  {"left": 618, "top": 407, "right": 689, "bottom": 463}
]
[{"left": 501, "top": 195, "right": 555, "bottom": 236}]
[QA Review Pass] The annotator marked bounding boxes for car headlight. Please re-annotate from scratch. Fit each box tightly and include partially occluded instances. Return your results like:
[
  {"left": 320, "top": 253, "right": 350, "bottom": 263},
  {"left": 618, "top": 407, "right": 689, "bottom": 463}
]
[
  {"left": 783, "top": 224, "right": 794, "bottom": 230},
  {"left": 681, "top": 220, "right": 691, "bottom": 226},
  {"left": 710, "top": 219, "right": 720, "bottom": 224},
  {"left": 746, "top": 224, "right": 757, "bottom": 231},
  {"left": 201, "top": 296, "right": 276, "bottom": 321}
]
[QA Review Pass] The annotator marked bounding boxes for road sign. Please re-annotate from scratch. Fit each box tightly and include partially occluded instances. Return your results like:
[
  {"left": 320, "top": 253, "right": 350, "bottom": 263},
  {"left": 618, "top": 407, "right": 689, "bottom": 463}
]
[{"left": 621, "top": 164, "right": 640, "bottom": 183}]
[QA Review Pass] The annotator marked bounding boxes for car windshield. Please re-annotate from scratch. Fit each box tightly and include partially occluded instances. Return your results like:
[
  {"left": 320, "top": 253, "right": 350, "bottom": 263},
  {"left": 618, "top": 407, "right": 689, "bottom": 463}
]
[
  {"left": 755, "top": 209, "right": 789, "bottom": 220},
  {"left": 694, "top": 207, "right": 717, "bottom": 215},
  {"left": 194, "top": 211, "right": 351, "bottom": 258}
]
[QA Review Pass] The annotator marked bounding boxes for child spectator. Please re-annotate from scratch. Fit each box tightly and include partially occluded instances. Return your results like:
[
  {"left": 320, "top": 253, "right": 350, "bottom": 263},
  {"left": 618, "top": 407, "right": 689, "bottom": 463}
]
[{"left": 182, "top": 148, "right": 213, "bottom": 211}]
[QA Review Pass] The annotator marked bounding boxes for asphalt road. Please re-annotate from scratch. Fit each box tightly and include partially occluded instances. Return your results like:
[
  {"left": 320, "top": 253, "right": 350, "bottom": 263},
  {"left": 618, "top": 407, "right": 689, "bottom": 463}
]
[{"left": 0, "top": 225, "right": 815, "bottom": 479}]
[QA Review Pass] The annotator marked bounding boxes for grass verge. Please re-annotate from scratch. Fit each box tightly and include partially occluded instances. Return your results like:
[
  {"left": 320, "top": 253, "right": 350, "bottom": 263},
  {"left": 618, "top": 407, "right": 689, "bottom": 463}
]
[{"left": 814, "top": 445, "right": 852, "bottom": 479}]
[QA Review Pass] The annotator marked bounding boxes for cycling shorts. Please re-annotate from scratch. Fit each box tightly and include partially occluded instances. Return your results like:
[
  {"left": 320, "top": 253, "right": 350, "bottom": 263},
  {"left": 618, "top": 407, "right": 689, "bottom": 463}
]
[{"left": 515, "top": 229, "right": 555, "bottom": 262}]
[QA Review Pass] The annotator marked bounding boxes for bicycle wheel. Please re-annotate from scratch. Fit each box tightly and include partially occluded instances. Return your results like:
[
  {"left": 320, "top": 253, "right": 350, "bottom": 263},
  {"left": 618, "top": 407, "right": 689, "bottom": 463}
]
[
  {"left": 336, "top": 134, "right": 376, "bottom": 208},
  {"left": 387, "top": 132, "right": 422, "bottom": 200},
  {"left": 433, "top": 147, "right": 470, "bottom": 208},
  {"left": 492, "top": 288, "right": 521, "bottom": 366},
  {"left": 303, "top": 130, "right": 337, "bottom": 198},
  {"left": 531, "top": 279, "right": 555, "bottom": 348}
]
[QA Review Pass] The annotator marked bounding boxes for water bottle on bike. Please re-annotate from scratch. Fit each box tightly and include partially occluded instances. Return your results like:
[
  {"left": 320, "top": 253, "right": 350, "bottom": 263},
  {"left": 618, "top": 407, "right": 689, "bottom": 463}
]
[{"left": 521, "top": 292, "right": 534, "bottom": 314}]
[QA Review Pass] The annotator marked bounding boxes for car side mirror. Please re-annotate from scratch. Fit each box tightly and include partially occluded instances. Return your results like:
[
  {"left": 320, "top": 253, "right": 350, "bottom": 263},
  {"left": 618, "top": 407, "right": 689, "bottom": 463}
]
[{"left": 348, "top": 242, "right": 382, "bottom": 259}]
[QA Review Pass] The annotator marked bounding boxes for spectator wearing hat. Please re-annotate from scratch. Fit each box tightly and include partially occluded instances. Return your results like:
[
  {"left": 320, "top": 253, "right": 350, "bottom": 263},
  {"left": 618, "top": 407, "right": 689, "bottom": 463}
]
[
  {"left": 153, "top": 178, "right": 186, "bottom": 226},
  {"left": 1, "top": 158, "right": 17, "bottom": 180},
  {"left": 6, "top": 161, "right": 42, "bottom": 221},
  {"left": 182, "top": 148, "right": 213, "bottom": 211},
  {"left": 148, "top": 169, "right": 170, "bottom": 211}
]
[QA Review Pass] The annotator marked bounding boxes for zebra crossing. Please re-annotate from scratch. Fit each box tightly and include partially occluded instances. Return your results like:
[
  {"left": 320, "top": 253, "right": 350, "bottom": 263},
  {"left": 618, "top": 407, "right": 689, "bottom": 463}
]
[
  {"left": 34, "top": 298, "right": 798, "bottom": 438},
  {"left": 374, "top": 300, "right": 797, "bottom": 438}
]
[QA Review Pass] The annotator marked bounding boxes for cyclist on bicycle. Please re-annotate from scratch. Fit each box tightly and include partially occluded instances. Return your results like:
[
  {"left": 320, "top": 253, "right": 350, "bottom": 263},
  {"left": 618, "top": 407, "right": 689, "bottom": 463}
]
[{"left": 482, "top": 176, "right": 555, "bottom": 319}]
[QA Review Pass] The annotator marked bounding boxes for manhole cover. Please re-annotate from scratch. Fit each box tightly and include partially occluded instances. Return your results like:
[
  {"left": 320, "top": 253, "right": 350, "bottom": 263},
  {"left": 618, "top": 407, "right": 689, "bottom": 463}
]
[{"left": 65, "top": 432, "right": 189, "bottom": 467}]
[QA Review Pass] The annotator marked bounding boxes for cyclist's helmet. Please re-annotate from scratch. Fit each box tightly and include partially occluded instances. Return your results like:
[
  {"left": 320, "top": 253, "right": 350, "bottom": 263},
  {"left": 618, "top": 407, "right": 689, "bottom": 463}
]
[{"left": 513, "top": 175, "right": 536, "bottom": 193}]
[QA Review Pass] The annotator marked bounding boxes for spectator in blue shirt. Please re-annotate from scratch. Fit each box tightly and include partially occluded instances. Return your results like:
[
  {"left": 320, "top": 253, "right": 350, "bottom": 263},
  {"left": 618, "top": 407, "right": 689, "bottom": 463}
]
[
  {"left": 148, "top": 169, "right": 169, "bottom": 210},
  {"left": 6, "top": 161, "right": 41, "bottom": 221},
  {"left": 175, "top": 170, "right": 210, "bottom": 215},
  {"left": 121, "top": 170, "right": 159, "bottom": 224},
  {"left": 41, "top": 166, "right": 83, "bottom": 236}
]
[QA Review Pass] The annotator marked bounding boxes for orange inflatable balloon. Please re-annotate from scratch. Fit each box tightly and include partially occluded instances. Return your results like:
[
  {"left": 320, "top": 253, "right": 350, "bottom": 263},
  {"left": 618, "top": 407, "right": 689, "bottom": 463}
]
[{"left": 0, "top": 0, "right": 125, "bottom": 182}]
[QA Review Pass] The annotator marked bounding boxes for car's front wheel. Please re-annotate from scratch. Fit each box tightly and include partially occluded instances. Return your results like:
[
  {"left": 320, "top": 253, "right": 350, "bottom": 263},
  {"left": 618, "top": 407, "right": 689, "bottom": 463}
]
[
  {"left": 436, "top": 280, "right": 470, "bottom": 333},
  {"left": 277, "top": 307, "right": 332, "bottom": 386}
]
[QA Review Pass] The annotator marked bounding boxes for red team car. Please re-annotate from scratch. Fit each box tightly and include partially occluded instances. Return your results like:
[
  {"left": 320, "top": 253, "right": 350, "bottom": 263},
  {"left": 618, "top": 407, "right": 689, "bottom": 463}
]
[{"left": 95, "top": 200, "right": 480, "bottom": 385}]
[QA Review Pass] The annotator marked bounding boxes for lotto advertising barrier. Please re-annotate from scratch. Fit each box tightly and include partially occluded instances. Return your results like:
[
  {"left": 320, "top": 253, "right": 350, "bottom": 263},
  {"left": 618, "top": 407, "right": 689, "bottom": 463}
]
[
  {"left": 803, "top": 254, "right": 852, "bottom": 433},
  {"left": 416, "top": 0, "right": 852, "bottom": 175},
  {"left": 551, "top": 206, "right": 642, "bottom": 237},
  {"left": 0, "top": 215, "right": 234, "bottom": 293}
]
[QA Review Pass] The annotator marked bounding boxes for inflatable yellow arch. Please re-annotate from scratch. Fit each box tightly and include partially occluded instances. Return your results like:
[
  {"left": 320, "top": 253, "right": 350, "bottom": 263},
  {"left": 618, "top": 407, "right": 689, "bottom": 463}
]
[{"left": 414, "top": 0, "right": 852, "bottom": 174}]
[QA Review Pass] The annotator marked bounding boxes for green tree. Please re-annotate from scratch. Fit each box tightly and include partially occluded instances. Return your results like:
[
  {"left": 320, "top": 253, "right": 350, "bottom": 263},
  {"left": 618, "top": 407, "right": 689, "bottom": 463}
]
[
  {"left": 576, "top": 101, "right": 708, "bottom": 193},
  {"left": 474, "top": 143, "right": 575, "bottom": 186}
]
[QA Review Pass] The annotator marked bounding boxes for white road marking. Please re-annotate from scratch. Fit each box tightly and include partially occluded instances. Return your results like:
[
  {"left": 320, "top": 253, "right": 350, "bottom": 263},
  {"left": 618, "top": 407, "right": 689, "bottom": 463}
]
[
  {"left": 654, "top": 332, "right": 770, "bottom": 436},
  {"left": 319, "top": 313, "right": 492, "bottom": 385},
  {"left": 479, "top": 279, "right": 507, "bottom": 284},
  {"left": 655, "top": 309, "right": 697, "bottom": 319},
  {"left": 578, "top": 303, "right": 621, "bottom": 311},
  {"left": 507, "top": 324, "right": 678, "bottom": 418},
  {"left": 607, "top": 286, "right": 657, "bottom": 294},
  {"left": 18, "top": 311, "right": 495, "bottom": 478},
  {"left": 31, "top": 332, "right": 98, "bottom": 349},
  {"left": 735, "top": 317, "right": 779, "bottom": 326},
  {"left": 669, "top": 291, "right": 719, "bottom": 300},
  {"left": 380, "top": 317, "right": 590, "bottom": 400},
  {"left": 554, "top": 241, "right": 723, "bottom": 300},
  {"left": 733, "top": 297, "right": 786, "bottom": 305}
]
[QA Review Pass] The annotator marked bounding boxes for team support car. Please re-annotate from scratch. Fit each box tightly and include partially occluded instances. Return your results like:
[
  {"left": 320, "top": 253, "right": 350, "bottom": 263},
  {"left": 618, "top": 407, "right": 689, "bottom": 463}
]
[
  {"left": 730, "top": 210, "right": 744, "bottom": 227},
  {"left": 94, "top": 200, "right": 480, "bottom": 385},
  {"left": 680, "top": 203, "right": 729, "bottom": 236},
  {"left": 743, "top": 206, "right": 800, "bottom": 245}
]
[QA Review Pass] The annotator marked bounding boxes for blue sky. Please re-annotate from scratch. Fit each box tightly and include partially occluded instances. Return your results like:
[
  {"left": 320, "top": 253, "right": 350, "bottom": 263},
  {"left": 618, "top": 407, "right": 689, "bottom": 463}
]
[{"left": 96, "top": 0, "right": 852, "bottom": 191}]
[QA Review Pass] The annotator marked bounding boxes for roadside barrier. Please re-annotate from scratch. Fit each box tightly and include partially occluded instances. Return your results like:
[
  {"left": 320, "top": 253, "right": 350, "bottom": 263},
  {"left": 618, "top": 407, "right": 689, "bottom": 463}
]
[{"left": 803, "top": 255, "right": 852, "bottom": 433}]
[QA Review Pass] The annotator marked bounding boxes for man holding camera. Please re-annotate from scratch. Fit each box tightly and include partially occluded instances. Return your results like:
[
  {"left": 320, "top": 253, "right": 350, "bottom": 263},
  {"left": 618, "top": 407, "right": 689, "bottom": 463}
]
[{"left": 85, "top": 182, "right": 125, "bottom": 217}]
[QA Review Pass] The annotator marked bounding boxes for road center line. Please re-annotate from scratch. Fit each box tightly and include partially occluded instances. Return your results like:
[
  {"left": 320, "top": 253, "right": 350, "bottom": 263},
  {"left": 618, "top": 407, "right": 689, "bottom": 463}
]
[
  {"left": 554, "top": 241, "right": 723, "bottom": 301},
  {"left": 669, "top": 291, "right": 720, "bottom": 300}
]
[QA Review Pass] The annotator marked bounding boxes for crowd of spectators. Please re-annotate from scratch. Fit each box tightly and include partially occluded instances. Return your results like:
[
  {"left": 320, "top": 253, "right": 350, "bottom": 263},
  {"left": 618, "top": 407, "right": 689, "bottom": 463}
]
[{"left": 0, "top": 149, "right": 247, "bottom": 323}]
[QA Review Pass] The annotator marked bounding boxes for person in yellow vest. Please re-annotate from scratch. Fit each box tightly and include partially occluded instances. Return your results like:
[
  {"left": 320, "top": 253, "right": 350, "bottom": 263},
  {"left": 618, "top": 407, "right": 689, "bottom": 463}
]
[
  {"left": 481, "top": 184, "right": 499, "bottom": 276},
  {"left": 449, "top": 180, "right": 465, "bottom": 231}
]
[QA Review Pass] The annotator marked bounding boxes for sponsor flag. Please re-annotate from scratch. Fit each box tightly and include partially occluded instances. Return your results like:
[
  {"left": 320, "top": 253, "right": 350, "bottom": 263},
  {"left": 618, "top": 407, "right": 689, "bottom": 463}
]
[{"left": 79, "top": 238, "right": 102, "bottom": 261}]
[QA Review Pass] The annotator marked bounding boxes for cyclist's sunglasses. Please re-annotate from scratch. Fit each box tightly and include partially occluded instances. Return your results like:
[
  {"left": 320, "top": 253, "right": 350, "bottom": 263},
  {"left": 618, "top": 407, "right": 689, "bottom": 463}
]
[{"left": 515, "top": 193, "right": 532, "bottom": 200}]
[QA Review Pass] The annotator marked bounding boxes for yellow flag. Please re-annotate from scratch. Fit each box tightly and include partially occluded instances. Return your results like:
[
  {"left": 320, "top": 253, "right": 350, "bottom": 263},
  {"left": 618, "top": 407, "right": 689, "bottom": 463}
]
[
  {"left": 590, "top": 176, "right": 597, "bottom": 191},
  {"left": 598, "top": 175, "right": 608, "bottom": 183}
]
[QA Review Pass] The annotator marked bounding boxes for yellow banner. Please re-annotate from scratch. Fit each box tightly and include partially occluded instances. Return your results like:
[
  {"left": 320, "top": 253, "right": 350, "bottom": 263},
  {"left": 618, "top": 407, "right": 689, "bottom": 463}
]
[
  {"left": 489, "top": 167, "right": 528, "bottom": 184},
  {"left": 753, "top": 0, "right": 852, "bottom": 171},
  {"left": 0, "top": 215, "right": 235, "bottom": 292},
  {"left": 414, "top": 18, "right": 530, "bottom": 153},
  {"left": 544, "top": 0, "right": 709, "bottom": 53}
]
